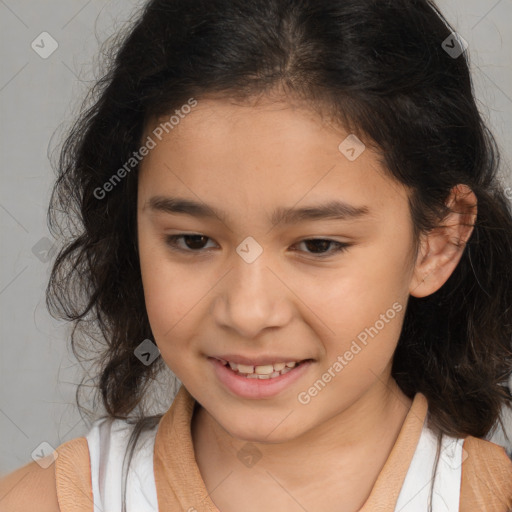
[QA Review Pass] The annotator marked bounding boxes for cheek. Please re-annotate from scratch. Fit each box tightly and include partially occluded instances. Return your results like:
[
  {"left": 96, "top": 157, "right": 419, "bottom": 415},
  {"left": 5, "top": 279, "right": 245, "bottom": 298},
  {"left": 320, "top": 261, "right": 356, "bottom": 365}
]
[
  {"left": 137, "top": 227, "right": 196, "bottom": 349},
  {"left": 139, "top": 264, "right": 198, "bottom": 376},
  {"left": 313, "top": 236, "right": 412, "bottom": 363}
]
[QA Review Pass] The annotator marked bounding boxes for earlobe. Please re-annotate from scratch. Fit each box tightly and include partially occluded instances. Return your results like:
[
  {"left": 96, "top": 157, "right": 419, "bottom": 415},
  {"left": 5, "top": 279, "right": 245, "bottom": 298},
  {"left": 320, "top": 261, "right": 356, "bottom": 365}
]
[{"left": 409, "top": 184, "right": 477, "bottom": 298}]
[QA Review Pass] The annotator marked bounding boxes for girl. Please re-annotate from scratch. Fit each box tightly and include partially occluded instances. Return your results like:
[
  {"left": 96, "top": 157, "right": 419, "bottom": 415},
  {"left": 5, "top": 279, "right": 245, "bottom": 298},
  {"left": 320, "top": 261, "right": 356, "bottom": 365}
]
[{"left": 2, "top": 0, "right": 512, "bottom": 510}]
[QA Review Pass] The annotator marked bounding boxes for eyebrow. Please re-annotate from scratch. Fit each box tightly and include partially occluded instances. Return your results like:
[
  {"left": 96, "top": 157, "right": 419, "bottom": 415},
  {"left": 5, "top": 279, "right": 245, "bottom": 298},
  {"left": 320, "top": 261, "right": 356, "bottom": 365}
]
[{"left": 144, "top": 195, "right": 370, "bottom": 226}]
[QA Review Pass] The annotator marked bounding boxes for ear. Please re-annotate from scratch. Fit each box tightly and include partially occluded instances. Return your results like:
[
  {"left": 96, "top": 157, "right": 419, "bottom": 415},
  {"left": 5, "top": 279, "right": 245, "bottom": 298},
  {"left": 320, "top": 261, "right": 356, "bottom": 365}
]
[{"left": 409, "top": 184, "right": 477, "bottom": 298}]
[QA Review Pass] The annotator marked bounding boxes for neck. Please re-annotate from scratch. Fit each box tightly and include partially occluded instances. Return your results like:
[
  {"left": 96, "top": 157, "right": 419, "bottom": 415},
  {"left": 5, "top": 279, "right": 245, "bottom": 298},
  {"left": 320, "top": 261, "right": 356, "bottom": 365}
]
[{"left": 191, "top": 375, "right": 413, "bottom": 488}]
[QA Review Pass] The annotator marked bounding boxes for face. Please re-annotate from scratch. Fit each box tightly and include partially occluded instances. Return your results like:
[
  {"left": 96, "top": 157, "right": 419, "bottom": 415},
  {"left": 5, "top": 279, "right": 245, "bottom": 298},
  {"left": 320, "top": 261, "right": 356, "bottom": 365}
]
[{"left": 136, "top": 96, "right": 417, "bottom": 443}]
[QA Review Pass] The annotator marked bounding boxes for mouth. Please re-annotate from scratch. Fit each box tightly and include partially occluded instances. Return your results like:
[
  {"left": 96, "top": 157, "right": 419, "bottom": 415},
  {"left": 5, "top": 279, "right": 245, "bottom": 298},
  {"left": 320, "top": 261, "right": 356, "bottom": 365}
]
[
  {"left": 214, "top": 358, "right": 313, "bottom": 379},
  {"left": 208, "top": 356, "right": 314, "bottom": 399}
]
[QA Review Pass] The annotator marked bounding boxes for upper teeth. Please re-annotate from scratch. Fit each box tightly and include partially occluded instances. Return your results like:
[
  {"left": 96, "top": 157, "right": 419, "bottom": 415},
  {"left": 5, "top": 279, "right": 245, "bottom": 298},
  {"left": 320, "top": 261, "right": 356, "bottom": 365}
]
[{"left": 223, "top": 360, "right": 298, "bottom": 374}]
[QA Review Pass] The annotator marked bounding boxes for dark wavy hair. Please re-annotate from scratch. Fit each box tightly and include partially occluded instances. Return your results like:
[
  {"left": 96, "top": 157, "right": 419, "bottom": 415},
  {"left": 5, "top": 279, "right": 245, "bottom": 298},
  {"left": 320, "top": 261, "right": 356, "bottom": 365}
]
[{"left": 46, "top": 0, "right": 512, "bottom": 509}]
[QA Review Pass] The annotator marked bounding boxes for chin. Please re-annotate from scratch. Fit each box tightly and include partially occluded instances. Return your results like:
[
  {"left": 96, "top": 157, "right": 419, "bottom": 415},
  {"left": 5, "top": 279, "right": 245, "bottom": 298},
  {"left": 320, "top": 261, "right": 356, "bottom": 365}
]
[{"left": 218, "top": 416, "right": 301, "bottom": 444}]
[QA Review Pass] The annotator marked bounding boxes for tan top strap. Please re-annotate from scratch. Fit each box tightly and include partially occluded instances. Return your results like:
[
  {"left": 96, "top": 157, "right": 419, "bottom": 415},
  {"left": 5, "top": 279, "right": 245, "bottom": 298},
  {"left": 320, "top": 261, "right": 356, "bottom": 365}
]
[
  {"left": 154, "top": 386, "right": 219, "bottom": 511},
  {"left": 54, "top": 437, "right": 94, "bottom": 512},
  {"left": 360, "top": 393, "right": 429, "bottom": 511},
  {"left": 460, "top": 436, "right": 512, "bottom": 512}
]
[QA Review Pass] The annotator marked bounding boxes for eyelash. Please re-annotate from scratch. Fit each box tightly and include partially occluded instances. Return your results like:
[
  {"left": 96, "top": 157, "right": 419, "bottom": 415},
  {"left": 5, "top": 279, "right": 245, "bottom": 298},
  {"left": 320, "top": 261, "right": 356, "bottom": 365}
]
[{"left": 164, "top": 234, "right": 351, "bottom": 259}]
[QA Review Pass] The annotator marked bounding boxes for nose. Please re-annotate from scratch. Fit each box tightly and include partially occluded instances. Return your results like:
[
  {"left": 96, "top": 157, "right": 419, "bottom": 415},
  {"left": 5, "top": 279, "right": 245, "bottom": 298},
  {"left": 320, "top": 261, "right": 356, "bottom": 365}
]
[{"left": 211, "top": 250, "right": 293, "bottom": 339}]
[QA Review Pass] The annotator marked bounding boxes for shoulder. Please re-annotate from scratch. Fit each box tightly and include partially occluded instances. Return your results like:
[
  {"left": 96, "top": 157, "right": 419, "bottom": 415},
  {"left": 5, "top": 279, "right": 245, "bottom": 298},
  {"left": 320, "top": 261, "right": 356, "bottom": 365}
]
[
  {"left": 459, "top": 435, "right": 512, "bottom": 512},
  {"left": 0, "top": 454, "right": 63, "bottom": 512},
  {"left": 0, "top": 417, "right": 160, "bottom": 512},
  {"left": 0, "top": 436, "right": 94, "bottom": 512}
]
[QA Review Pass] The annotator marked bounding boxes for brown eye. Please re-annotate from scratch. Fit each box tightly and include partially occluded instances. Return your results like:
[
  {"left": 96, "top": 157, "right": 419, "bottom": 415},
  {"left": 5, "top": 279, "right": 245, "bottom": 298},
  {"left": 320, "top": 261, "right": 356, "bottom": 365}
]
[
  {"left": 294, "top": 239, "right": 350, "bottom": 258},
  {"left": 165, "top": 234, "right": 214, "bottom": 252}
]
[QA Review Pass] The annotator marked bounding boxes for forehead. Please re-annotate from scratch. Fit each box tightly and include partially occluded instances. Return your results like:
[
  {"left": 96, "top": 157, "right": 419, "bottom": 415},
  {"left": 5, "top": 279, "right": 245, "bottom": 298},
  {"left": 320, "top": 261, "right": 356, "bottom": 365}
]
[{"left": 137, "top": 97, "right": 408, "bottom": 223}]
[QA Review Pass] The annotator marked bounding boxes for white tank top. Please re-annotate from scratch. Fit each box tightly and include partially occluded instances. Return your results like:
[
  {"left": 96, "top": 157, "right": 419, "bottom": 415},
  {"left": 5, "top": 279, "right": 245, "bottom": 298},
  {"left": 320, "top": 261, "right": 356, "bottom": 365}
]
[
  {"left": 85, "top": 415, "right": 464, "bottom": 511},
  {"left": 85, "top": 417, "right": 159, "bottom": 512}
]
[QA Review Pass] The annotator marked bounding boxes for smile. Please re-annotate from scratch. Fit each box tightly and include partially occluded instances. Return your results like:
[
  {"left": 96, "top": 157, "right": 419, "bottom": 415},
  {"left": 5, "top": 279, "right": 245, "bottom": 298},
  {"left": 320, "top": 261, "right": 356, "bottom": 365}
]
[
  {"left": 209, "top": 356, "right": 314, "bottom": 399},
  {"left": 217, "top": 358, "right": 302, "bottom": 379}
]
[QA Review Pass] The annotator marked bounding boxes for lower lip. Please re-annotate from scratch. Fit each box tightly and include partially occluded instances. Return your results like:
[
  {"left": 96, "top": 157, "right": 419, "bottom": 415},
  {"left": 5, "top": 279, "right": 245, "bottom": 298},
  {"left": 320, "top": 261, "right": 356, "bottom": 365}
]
[{"left": 209, "top": 357, "right": 313, "bottom": 399}]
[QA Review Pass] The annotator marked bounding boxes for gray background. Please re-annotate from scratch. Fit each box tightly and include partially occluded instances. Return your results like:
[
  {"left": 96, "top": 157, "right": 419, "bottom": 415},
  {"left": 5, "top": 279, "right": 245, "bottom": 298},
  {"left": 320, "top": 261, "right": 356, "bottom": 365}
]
[{"left": 1, "top": 0, "right": 511, "bottom": 474}]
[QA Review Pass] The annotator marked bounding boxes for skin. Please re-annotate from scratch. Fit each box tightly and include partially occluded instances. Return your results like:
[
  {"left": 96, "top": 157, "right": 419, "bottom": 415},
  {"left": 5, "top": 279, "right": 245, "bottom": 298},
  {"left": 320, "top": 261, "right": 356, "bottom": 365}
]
[{"left": 136, "top": 96, "right": 477, "bottom": 512}]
